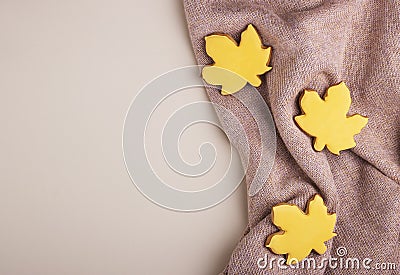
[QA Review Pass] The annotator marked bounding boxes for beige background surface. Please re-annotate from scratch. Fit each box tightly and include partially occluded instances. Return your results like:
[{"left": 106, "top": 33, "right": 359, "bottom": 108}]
[{"left": 0, "top": 0, "right": 248, "bottom": 274}]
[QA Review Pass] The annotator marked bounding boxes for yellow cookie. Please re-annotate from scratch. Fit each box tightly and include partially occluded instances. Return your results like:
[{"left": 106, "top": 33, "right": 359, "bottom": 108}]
[
  {"left": 266, "top": 194, "right": 337, "bottom": 264},
  {"left": 295, "top": 82, "right": 368, "bottom": 155},
  {"left": 202, "top": 24, "right": 272, "bottom": 95}
]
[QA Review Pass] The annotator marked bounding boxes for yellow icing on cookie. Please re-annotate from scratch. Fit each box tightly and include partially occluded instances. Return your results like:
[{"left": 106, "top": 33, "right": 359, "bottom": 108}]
[
  {"left": 295, "top": 82, "right": 368, "bottom": 155},
  {"left": 266, "top": 195, "right": 337, "bottom": 265},
  {"left": 202, "top": 24, "right": 272, "bottom": 95}
]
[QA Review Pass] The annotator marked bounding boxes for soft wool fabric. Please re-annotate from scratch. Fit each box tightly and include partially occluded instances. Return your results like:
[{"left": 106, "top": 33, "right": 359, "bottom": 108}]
[{"left": 183, "top": 0, "right": 400, "bottom": 274}]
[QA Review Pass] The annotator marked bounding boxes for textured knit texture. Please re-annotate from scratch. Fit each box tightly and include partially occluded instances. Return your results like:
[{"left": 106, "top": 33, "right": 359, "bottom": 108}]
[{"left": 184, "top": 0, "right": 400, "bottom": 274}]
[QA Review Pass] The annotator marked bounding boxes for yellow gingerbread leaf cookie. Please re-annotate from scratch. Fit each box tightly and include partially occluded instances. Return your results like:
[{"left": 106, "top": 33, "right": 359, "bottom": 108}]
[
  {"left": 295, "top": 82, "right": 368, "bottom": 155},
  {"left": 202, "top": 24, "right": 272, "bottom": 95},
  {"left": 266, "top": 194, "right": 337, "bottom": 264}
]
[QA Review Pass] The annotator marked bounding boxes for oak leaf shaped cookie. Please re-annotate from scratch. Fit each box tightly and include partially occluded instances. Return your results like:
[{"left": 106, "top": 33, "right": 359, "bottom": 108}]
[
  {"left": 295, "top": 82, "right": 368, "bottom": 155},
  {"left": 202, "top": 24, "right": 272, "bottom": 95},
  {"left": 266, "top": 195, "right": 337, "bottom": 264}
]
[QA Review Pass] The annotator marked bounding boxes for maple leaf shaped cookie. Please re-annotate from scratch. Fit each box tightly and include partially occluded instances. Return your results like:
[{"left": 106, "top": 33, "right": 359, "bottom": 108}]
[
  {"left": 266, "top": 194, "right": 337, "bottom": 264},
  {"left": 202, "top": 24, "right": 272, "bottom": 95},
  {"left": 295, "top": 82, "right": 368, "bottom": 155}
]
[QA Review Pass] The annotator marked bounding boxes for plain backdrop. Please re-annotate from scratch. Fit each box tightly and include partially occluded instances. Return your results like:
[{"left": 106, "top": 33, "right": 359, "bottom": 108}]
[{"left": 0, "top": 0, "right": 248, "bottom": 274}]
